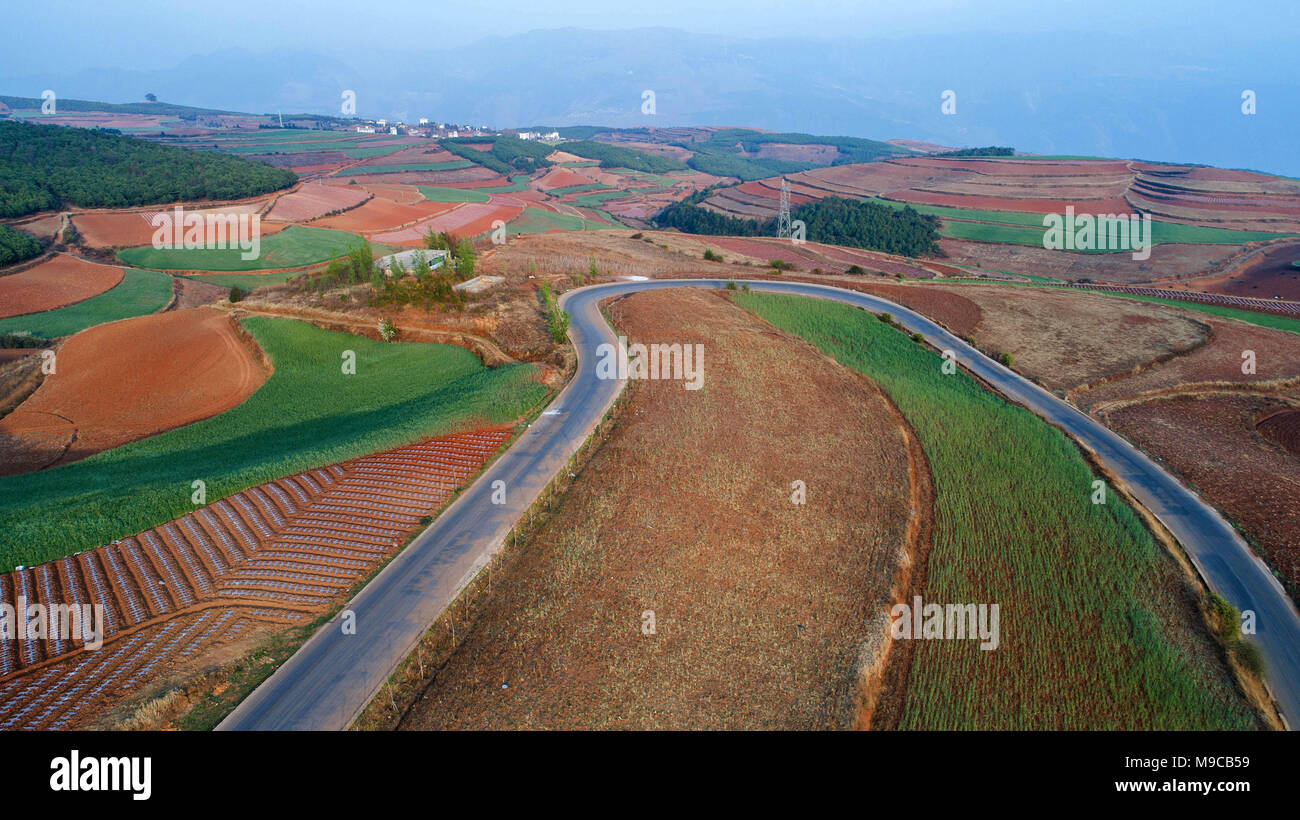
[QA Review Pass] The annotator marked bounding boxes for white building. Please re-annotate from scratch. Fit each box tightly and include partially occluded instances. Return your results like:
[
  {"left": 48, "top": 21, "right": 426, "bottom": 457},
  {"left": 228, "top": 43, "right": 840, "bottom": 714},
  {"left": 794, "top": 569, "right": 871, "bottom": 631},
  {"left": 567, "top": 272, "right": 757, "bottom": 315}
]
[
  {"left": 376, "top": 248, "right": 449, "bottom": 273},
  {"left": 354, "top": 125, "right": 376, "bottom": 134}
]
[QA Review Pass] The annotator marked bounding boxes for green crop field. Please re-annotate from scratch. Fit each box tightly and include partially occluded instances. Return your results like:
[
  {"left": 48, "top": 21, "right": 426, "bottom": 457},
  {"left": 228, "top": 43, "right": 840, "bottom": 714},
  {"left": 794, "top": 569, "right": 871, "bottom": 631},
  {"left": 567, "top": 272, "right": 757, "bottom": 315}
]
[
  {"left": 334, "top": 160, "right": 473, "bottom": 176},
  {"left": 508, "top": 207, "right": 609, "bottom": 234},
  {"left": 479, "top": 175, "right": 531, "bottom": 193},
  {"left": 572, "top": 190, "right": 632, "bottom": 207},
  {"left": 544, "top": 183, "right": 607, "bottom": 197},
  {"left": 116, "top": 225, "right": 371, "bottom": 271},
  {"left": 0, "top": 316, "right": 550, "bottom": 568},
  {"left": 0, "top": 268, "right": 173, "bottom": 338},
  {"left": 418, "top": 185, "right": 490, "bottom": 203},
  {"left": 733, "top": 291, "right": 1256, "bottom": 730}
]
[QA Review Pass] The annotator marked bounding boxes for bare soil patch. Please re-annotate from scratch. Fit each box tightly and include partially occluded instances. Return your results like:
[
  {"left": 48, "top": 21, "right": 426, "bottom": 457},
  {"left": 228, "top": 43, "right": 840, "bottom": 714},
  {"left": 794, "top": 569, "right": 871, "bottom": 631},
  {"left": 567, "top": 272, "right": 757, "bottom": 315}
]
[
  {"left": 934, "top": 285, "right": 1209, "bottom": 393},
  {"left": 0, "top": 254, "right": 124, "bottom": 318},
  {"left": 399, "top": 288, "right": 917, "bottom": 729},
  {"left": 1110, "top": 394, "right": 1300, "bottom": 595},
  {"left": 0, "top": 309, "right": 268, "bottom": 473}
]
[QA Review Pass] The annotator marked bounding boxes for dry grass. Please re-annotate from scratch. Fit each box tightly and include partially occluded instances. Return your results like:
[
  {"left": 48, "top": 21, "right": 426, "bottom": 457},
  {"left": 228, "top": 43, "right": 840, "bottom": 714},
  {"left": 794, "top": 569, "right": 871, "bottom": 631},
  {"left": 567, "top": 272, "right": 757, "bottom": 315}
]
[
  {"left": 933, "top": 285, "right": 1210, "bottom": 393},
  {"left": 396, "top": 288, "right": 916, "bottom": 729}
]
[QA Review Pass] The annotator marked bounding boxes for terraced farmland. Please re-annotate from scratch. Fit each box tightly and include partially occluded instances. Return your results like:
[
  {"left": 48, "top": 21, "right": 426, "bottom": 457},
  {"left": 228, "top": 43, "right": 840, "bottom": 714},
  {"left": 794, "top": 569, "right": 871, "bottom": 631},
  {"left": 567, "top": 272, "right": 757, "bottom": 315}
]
[{"left": 0, "top": 429, "right": 511, "bottom": 730}]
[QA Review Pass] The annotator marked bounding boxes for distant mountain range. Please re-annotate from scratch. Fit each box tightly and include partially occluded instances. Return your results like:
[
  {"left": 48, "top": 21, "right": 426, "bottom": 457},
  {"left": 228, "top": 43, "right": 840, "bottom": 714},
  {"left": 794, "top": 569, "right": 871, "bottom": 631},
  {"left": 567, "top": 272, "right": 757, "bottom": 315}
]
[{"left": 3, "top": 26, "right": 1297, "bottom": 176}]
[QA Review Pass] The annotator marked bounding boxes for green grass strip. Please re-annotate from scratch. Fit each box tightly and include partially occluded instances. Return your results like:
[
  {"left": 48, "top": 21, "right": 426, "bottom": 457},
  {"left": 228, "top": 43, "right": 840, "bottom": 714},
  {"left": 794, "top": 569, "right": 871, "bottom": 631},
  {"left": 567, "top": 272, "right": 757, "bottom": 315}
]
[
  {"left": 0, "top": 268, "right": 173, "bottom": 338},
  {"left": 116, "top": 225, "right": 368, "bottom": 272},
  {"left": 733, "top": 291, "right": 1256, "bottom": 730},
  {"left": 417, "top": 185, "right": 490, "bottom": 204}
]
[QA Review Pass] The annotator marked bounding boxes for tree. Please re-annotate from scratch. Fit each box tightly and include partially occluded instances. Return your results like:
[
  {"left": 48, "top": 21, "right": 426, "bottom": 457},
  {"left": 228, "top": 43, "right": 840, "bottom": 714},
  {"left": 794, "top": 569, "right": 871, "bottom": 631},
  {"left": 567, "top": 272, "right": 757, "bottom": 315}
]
[{"left": 145, "top": 93, "right": 157, "bottom": 102}]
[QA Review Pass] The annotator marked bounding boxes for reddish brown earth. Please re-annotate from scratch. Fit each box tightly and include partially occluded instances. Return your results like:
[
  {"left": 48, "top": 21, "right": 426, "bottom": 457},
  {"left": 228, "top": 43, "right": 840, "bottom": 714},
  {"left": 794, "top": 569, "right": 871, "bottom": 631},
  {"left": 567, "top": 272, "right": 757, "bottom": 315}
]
[
  {"left": 1258, "top": 408, "right": 1300, "bottom": 456},
  {"left": 534, "top": 167, "right": 597, "bottom": 190},
  {"left": 313, "top": 198, "right": 455, "bottom": 234},
  {"left": 0, "top": 309, "right": 268, "bottom": 473},
  {"left": 264, "top": 182, "right": 369, "bottom": 222},
  {"left": 1197, "top": 241, "right": 1300, "bottom": 301},
  {"left": 1109, "top": 395, "right": 1300, "bottom": 594},
  {"left": 938, "top": 237, "right": 1242, "bottom": 284},
  {"left": 73, "top": 209, "right": 287, "bottom": 248},
  {"left": 397, "top": 288, "right": 916, "bottom": 730},
  {"left": 842, "top": 281, "right": 983, "bottom": 337},
  {"left": 1076, "top": 317, "right": 1300, "bottom": 411},
  {"left": 360, "top": 183, "right": 426, "bottom": 204},
  {"left": 371, "top": 201, "right": 524, "bottom": 245},
  {"left": 927, "top": 285, "right": 1209, "bottom": 392},
  {"left": 0, "top": 429, "right": 513, "bottom": 729},
  {"left": 0, "top": 255, "right": 123, "bottom": 318}
]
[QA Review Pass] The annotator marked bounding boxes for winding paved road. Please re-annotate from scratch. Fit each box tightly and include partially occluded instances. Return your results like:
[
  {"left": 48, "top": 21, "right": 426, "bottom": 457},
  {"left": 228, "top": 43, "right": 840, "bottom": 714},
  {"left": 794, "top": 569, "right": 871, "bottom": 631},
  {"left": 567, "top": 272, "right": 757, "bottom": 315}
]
[{"left": 220, "top": 279, "right": 1300, "bottom": 730}]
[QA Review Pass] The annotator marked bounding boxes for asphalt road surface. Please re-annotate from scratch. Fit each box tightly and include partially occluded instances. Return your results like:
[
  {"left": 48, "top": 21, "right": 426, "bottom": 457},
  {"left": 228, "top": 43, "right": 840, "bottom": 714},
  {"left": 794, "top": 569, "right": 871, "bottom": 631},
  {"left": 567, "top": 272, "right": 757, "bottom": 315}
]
[{"left": 220, "top": 278, "right": 1299, "bottom": 730}]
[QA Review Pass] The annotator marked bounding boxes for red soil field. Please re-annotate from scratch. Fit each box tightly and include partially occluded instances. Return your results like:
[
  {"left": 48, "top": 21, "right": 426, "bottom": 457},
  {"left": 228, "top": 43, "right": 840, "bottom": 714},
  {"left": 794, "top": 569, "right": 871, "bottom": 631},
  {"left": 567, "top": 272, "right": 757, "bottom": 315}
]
[
  {"left": 0, "top": 255, "right": 123, "bottom": 318},
  {"left": 1197, "top": 241, "right": 1300, "bottom": 302},
  {"left": 371, "top": 201, "right": 524, "bottom": 245},
  {"left": 0, "top": 309, "right": 268, "bottom": 473},
  {"left": 534, "top": 167, "right": 597, "bottom": 191},
  {"left": 361, "top": 183, "right": 426, "bottom": 204},
  {"left": 265, "top": 182, "right": 369, "bottom": 222},
  {"left": 0, "top": 429, "right": 512, "bottom": 729},
  {"left": 1258, "top": 408, "right": 1300, "bottom": 457},
  {"left": 1076, "top": 318, "right": 1300, "bottom": 412},
  {"left": 313, "top": 198, "right": 456, "bottom": 234},
  {"left": 354, "top": 146, "right": 460, "bottom": 167},
  {"left": 73, "top": 208, "right": 286, "bottom": 248},
  {"left": 843, "top": 281, "right": 983, "bottom": 336},
  {"left": 1108, "top": 395, "right": 1300, "bottom": 595}
]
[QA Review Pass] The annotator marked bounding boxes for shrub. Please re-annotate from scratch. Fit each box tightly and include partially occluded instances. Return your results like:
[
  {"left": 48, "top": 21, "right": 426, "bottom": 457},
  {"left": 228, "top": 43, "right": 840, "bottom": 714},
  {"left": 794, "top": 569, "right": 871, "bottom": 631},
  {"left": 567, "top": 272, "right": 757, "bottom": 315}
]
[
  {"left": 725, "top": 280, "right": 738, "bottom": 290},
  {"left": 846, "top": 264, "right": 866, "bottom": 275},
  {"left": 703, "top": 248, "right": 722, "bottom": 262},
  {"left": 378, "top": 317, "right": 398, "bottom": 342},
  {"left": 228, "top": 286, "right": 244, "bottom": 303},
  {"left": 878, "top": 312, "right": 893, "bottom": 324},
  {"left": 912, "top": 332, "right": 925, "bottom": 343},
  {"left": 999, "top": 351, "right": 1015, "bottom": 367}
]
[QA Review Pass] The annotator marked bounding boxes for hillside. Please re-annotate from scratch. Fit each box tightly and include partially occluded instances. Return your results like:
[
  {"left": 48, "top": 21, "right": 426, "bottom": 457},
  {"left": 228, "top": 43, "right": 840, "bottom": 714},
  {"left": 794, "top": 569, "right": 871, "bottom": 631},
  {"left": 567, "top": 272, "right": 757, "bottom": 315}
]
[{"left": 0, "top": 120, "right": 297, "bottom": 218}]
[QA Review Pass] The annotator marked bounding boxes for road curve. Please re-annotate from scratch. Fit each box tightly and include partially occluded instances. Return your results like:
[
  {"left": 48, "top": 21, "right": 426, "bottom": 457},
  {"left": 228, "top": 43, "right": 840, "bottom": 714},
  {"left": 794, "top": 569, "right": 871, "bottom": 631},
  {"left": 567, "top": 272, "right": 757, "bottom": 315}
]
[{"left": 220, "top": 278, "right": 1300, "bottom": 730}]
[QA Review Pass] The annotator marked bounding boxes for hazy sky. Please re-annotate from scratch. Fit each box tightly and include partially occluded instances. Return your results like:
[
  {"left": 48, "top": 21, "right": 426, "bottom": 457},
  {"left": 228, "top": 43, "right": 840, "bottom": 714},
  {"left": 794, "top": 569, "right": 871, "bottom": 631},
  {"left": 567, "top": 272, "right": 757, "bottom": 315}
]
[{"left": 4, "top": 0, "right": 1293, "bottom": 74}]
